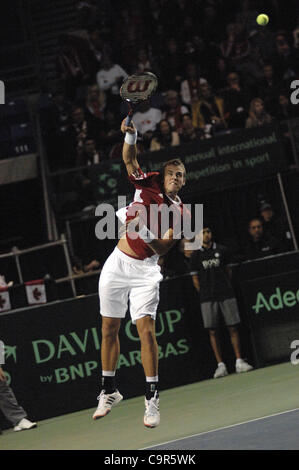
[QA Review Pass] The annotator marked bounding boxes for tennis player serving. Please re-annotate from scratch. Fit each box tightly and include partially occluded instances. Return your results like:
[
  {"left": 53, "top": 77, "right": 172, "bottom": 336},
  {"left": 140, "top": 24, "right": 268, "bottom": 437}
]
[{"left": 93, "top": 118, "right": 189, "bottom": 428}]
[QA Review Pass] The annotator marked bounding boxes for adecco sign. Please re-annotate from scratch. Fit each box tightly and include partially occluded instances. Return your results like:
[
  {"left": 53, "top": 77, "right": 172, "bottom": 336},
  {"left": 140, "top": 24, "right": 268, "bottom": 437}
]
[
  {"left": 252, "top": 287, "right": 299, "bottom": 314},
  {"left": 241, "top": 270, "right": 299, "bottom": 366},
  {"left": 242, "top": 271, "right": 299, "bottom": 319}
]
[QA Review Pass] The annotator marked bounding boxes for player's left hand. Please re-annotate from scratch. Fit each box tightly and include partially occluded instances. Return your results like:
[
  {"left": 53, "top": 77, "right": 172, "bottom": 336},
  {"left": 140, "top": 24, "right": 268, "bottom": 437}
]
[{"left": 121, "top": 118, "right": 136, "bottom": 135}]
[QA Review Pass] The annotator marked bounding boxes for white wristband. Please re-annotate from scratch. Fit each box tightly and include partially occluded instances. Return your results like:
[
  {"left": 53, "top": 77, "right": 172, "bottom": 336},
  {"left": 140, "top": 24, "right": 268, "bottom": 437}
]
[
  {"left": 139, "top": 225, "right": 155, "bottom": 244},
  {"left": 125, "top": 131, "right": 137, "bottom": 145}
]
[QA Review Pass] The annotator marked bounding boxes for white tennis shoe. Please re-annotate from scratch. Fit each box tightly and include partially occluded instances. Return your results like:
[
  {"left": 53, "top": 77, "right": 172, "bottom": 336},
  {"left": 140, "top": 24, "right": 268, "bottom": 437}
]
[
  {"left": 14, "top": 418, "right": 37, "bottom": 431},
  {"left": 92, "top": 390, "right": 123, "bottom": 420},
  {"left": 144, "top": 391, "right": 160, "bottom": 428},
  {"left": 236, "top": 359, "right": 253, "bottom": 373},
  {"left": 214, "top": 362, "right": 228, "bottom": 378}
]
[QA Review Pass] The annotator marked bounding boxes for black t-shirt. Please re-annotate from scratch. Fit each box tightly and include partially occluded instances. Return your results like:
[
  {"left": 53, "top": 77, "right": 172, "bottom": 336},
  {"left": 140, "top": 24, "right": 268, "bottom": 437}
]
[
  {"left": 243, "top": 233, "right": 283, "bottom": 261},
  {"left": 190, "top": 243, "right": 235, "bottom": 302}
]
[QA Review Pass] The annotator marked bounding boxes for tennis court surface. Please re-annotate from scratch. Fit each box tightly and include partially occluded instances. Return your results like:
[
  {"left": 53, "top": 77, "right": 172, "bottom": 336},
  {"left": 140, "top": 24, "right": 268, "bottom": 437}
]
[{"left": 1, "top": 362, "right": 299, "bottom": 450}]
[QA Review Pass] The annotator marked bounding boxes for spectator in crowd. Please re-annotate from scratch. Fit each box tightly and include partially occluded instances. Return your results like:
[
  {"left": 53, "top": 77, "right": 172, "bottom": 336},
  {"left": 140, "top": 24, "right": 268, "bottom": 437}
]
[
  {"left": 180, "top": 62, "right": 208, "bottom": 106},
  {"left": 243, "top": 217, "right": 284, "bottom": 260},
  {"left": 249, "top": 23, "right": 277, "bottom": 63},
  {"left": 220, "top": 22, "right": 262, "bottom": 88},
  {"left": 190, "top": 226, "right": 253, "bottom": 379},
  {"left": 160, "top": 38, "right": 185, "bottom": 91},
  {"left": 61, "top": 106, "right": 99, "bottom": 168},
  {"left": 76, "top": 0, "right": 100, "bottom": 29},
  {"left": 210, "top": 57, "right": 230, "bottom": 93},
  {"left": 163, "top": 237, "right": 194, "bottom": 277},
  {"left": 293, "top": 15, "right": 299, "bottom": 49},
  {"left": 192, "top": 82, "right": 227, "bottom": 134},
  {"left": 43, "top": 88, "right": 72, "bottom": 136},
  {"left": 275, "top": 91, "right": 299, "bottom": 120},
  {"left": 222, "top": 72, "right": 250, "bottom": 129},
  {"left": 179, "top": 113, "right": 205, "bottom": 142},
  {"left": 132, "top": 101, "right": 162, "bottom": 148},
  {"left": 162, "top": 90, "right": 189, "bottom": 132},
  {"left": 77, "top": 138, "right": 101, "bottom": 167},
  {"left": 0, "top": 365, "right": 37, "bottom": 433},
  {"left": 183, "top": 35, "right": 220, "bottom": 84},
  {"left": 257, "top": 63, "right": 281, "bottom": 116},
  {"left": 41, "top": 88, "right": 72, "bottom": 171},
  {"left": 272, "top": 31, "right": 299, "bottom": 83},
  {"left": 219, "top": 22, "right": 250, "bottom": 66},
  {"left": 86, "top": 30, "right": 106, "bottom": 75},
  {"left": 56, "top": 34, "right": 92, "bottom": 100},
  {"left": 259, "top": 201, "right": 292, "bottom": 251},
  {"left": 245, "top": 98, "right": 273, "bottom": 128},
  {"left": 84, "top": 84, "right": 106, "bottom": 123},
  {"left": 235, "top": 0, "right": 259, "bottom": 37},
  {"left": 135, "top": 48, "right": 158, "bottom": 74},
  {"left": 96, "top": 53, "right": 128, "bottom": 111},
  {"left": 150, "top": 119, "right": 180, "bottom": 151},
  {"left": 112, "top": 5, "right": 145, "bottom": 72}
]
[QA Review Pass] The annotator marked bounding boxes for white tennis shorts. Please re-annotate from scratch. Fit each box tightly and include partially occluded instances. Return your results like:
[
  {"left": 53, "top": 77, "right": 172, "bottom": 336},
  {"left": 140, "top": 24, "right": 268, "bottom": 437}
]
[{"left": 99, "top": 247, "right": 163, "bottom": 324}]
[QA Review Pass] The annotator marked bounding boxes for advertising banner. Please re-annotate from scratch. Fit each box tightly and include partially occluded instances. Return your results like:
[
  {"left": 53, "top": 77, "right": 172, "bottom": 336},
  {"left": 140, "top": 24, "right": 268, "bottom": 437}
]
[
  {"left": 88, "top": 124, "right": 287, "bottom": 205},
  {"left": 241, "top": 270, "right": 299, "bottom": 366},
  {"left": 0, "top": 277, "right": 217, "bottom": 422}
]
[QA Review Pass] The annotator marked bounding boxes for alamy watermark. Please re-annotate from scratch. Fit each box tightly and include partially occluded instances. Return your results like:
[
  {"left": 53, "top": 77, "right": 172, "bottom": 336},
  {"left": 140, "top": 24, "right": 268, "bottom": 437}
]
[
  {"left": 290, "top": 80, "right": 299, "bottom": 105},
  {"left": 95, "top": 196, "right": 204, "bottom": 249},
  {"left": 0, "top": 81, "right": 4, "bottom": 104},
  {"left": 290, "top": 340, "right": 299, "bottom": 365},
  {"left": 0, "top": 341, "right": 4, "bottom": 365}
]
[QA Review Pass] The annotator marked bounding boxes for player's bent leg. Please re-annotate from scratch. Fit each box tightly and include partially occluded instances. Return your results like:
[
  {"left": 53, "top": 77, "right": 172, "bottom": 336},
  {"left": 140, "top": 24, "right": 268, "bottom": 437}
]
[
  {"left": 93, "top": 317, "right": 123, "bottom": 420},
  {"left": 136, "top": 316, "right": 160, "bottom": 428},
  {"left": 136, "top": 316, "right": 158, "bottom": 377},
  {"left": 101, "top": 316, "right": 121, "bottom": 372}
]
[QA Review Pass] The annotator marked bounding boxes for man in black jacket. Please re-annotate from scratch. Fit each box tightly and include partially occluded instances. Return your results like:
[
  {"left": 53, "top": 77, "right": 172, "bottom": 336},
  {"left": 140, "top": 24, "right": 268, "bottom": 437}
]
[{"left": 244, "top": 217, "right": 285, "bottom": 260}]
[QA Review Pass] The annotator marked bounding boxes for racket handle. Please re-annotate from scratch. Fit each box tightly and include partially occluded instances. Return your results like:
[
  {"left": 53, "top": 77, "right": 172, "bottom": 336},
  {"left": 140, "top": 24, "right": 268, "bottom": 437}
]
[{"left": 125, "top": 115, "right": 132, "bottom": 126}]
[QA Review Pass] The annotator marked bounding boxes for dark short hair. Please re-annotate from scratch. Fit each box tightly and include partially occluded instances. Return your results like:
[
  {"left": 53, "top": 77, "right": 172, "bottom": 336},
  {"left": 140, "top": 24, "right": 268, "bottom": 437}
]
[
  {"left": 181, "top": 112, "right": 192, "bottom": 123},
  {"left": 162, "top": 158, "right": 186, "bottom": 177},
  {"left": 248, "top": 217, "right": 263, "bottom": 228}
]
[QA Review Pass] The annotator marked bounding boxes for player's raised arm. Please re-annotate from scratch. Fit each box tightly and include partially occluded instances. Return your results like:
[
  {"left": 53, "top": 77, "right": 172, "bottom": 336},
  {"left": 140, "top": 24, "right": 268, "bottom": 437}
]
[{"left": 121, "top": 118, "right": 140, "bottom": 177}]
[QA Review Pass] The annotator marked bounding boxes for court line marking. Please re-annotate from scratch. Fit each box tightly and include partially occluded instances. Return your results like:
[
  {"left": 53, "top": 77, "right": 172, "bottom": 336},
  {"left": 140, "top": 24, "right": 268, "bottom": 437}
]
[{"left": 140, "top": 407, "right": 299, "bottom": 449}]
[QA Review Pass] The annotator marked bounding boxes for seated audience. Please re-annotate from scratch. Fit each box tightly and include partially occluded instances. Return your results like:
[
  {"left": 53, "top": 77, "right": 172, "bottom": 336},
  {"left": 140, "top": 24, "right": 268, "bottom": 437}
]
[
  {"left": 222, "top": 72, "right": 250, "bottom": 129},
  {"left": 132, "top": 101, "right": 163, "bottom": 148},
  {"left": 243, "top": 217, "right": 285, "bottom": 260},
  {"left": 180, "top": 62, "right": 207, "bottom": 106},
  {"left": 162, "top": 90, "right": 189, "bottom": 132},
  {"left": 180, "top": 113, "right": 205, "bottom": 142},
  {"left": 257, "top": 63, "right": 281, "bottom": 116},
  {"left": 192, "top": 82, "right": 227, "bottom": 133},
  {"left": 150, "top": 119, "right": 180, "bottom": 151},
  {"left": 259, "top": 200, "right": 292, "bottom": 251},
  {"left": 245, "top": 98, "right": 272, "bottom": 128},
  {"left": 84, "top": 84, "right": 106, "bottom": 123}
]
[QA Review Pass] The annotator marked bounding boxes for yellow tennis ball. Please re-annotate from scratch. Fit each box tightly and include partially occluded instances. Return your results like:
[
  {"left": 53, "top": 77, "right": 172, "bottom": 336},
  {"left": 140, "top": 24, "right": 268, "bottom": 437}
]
[{"left": 256, "top": 14, "right": 269, "bottom": 26}]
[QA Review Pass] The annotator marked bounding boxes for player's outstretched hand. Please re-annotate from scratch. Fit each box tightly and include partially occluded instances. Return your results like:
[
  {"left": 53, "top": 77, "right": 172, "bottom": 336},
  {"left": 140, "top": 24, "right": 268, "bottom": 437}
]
[{"left": 121, "top": 118, "right": 136, "bottom": 135}]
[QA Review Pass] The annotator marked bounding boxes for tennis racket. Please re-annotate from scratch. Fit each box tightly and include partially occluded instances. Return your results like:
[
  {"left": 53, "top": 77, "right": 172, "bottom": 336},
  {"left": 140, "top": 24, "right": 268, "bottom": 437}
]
[{"left": 120, "top": 72, "right": 158, "bottom": 126}]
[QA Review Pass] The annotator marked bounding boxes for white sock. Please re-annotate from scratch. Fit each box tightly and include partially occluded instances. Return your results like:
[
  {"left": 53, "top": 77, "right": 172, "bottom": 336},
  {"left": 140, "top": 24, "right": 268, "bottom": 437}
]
[
  {"left": 236, "top": 358, "right": 243, "bottom": 365},
  {"left": 102, "top": 370, "right": 116, "bottom": 377},
  {"left": 146, "top": 376, "right": 158, "bottom": 382}
]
